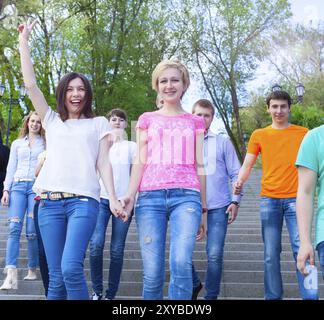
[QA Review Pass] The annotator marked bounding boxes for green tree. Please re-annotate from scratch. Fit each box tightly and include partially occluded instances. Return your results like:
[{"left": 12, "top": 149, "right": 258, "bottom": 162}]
[
  {"left": 175, "top": 0, "right": 291, "bottom": 162},
  {"left": 1, "top": 0, "right": 183, "bottom": 142}
]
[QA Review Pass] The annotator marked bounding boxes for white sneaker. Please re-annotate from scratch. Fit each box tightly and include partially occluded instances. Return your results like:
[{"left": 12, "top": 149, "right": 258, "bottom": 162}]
[
  {"left": 91, "top": 292, "right": 103, "bottom": 300},
  {"left": 23, "top": 268, "right": 37, "bottom": 281}
]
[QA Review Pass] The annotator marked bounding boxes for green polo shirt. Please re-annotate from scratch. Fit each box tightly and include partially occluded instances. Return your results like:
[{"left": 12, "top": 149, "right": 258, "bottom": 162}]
[{"left": 296, "top": 125, "right": 324, "bottom": 247}]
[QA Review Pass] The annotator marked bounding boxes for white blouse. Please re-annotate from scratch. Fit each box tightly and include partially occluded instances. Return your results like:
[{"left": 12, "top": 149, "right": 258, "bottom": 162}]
[{"left": 33, "top": 108, "right": 110, "bottom": 202}]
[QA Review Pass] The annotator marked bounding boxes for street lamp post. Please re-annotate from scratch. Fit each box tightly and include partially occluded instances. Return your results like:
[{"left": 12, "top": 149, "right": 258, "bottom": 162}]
[
  {"left": 295, "top": 83, "right": 305, "bottom": 103},
  {"left": 0, "top": 83, "right": 26, "bottom": 146},
  {"left": 272, "top": 83, "right": 282, "bottom": 92},
  {"left": 271, "top": 83, "right": 305, "bottom": 104}
]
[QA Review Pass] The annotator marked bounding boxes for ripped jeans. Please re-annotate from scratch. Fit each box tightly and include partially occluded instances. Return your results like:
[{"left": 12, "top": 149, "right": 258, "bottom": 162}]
[
  {"left": 135, "top": 188, "right": 202, "bottom": 300},
  {"left": 5, "top": 181, "right": 39, "bottom": 269}
]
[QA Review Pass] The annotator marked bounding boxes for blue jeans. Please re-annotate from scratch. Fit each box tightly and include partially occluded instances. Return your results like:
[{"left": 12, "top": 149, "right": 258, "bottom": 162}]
[
  {"left": 38, "top": 196, "right": 98, "bottom": 300},
  {"left": 317, "top": 241, "right": 324, "bottom": 283},
  {"left": 89, "top": 198, "right": 132, "bottom": 299},
  {"left": 6, "top": 181, "right": 38, "bottom": 269},
  {"left": 260, "top": 196, "right": 318, "bottom": 300},
  {"left": 34, "top": 200, "right": 49, "bottom": 297},
  {"left": 192, "top": 206, "right": 228, "bottom": 299},
  {"left": 135, "top": 188, "right": 202, "bottom": 300}
]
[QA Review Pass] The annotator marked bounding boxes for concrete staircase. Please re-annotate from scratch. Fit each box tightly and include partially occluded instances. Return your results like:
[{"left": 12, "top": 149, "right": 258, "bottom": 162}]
[{"left": 0, "top": 168, "right": 323, "bottom": 300}]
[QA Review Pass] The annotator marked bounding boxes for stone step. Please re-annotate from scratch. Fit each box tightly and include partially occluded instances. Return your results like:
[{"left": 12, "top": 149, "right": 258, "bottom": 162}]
[
  {"left": 0, "top": 258, "right": 305, "bottom": 271},
  {"left": 0, "top": 268, "right": 316, "bottom": 283},
  {"left": 0, "top": 169, "right": 319, "bottom": 300},
  {"left": 0, "top": 240, "right": 312, "bottom": 253},
  {"left": 0, "top": 233, "right": 299, "bottom": 243},
  {"left": 0, "top": 248, "right": 304, "bottom": 260},
  {"left": 0, "top": 227, "right": 293, "bottom": 237},
  {"left": 0, "top": 250, "right": 304, "bottom": 264},
  {"left": 0, "top": 280, "right": 322, "bottom": 299}
]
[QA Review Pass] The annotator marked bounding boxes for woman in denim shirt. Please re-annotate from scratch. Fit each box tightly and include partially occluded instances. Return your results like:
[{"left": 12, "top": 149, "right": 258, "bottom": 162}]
[{"left": 1, "top": 111, "right": 45, "bottom": 289}]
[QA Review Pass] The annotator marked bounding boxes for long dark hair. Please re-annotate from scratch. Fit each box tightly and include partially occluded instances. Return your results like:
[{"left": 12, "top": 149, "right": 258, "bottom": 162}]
[{"left": 56, "top": 72, "right": 94, "bottom": 121}]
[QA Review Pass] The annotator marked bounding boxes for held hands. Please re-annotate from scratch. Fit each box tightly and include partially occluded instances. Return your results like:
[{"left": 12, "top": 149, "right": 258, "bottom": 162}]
[
  {"left": 109, "top": 197, "right": 124, "bottom": 219},
  {"left": 297, "top": 243, "right": 315, "bottom": 276},
  {"left": 17, "top": 19, "right": 37, "bottom": 41},
  {"left": 1, "top": 191, "right": 9, "bottom": 207},
  {"left": 233, "top": 179, "right": 243, "bottom": 195},
  {"left": 107, "top": 195, "right": 135, "bottom": 223},
  {"left": 116, "top": 195, "right": 135, "bottom": 223}
]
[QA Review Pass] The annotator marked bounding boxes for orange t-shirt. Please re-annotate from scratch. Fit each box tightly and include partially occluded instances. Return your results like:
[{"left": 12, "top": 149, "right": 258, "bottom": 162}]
[{"left": 247, "top": 124, "right": 308, "bottom": 198}]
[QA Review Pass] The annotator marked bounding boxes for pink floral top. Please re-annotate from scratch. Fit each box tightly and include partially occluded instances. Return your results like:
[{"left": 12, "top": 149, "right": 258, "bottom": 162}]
[{"left": 136, "top": 111, "right": 205, "bottom": 192}]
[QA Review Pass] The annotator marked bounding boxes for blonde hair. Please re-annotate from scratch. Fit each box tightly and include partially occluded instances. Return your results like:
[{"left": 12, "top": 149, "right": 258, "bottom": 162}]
[
  {"left": 152, "top": 59, "right": 190, "bottom": 98},
  {"left": 19, "top": 111, "right": 45, "bottom": 143},
  {"left": 155, "top": 94, "right": 163, "bottom": 109}
]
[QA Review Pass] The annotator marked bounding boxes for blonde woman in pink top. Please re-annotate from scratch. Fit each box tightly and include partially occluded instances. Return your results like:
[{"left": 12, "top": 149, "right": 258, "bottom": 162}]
[{"left": 122, "top": 60, "right": 207, "bottom": 299}]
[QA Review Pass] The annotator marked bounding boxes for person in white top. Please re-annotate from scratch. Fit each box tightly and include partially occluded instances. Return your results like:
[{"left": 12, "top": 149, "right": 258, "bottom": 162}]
[
  {"left": 0, "top": 111, "right": 45, "bottom": 290},
  {"left": 89, "top": 108, "right": 136, "bottom": 300},
  {"left": 18, "top": 19, "right": 124, "bottom": 300}
]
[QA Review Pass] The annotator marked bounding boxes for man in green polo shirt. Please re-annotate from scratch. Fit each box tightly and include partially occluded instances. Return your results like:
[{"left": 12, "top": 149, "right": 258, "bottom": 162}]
[{"left": 296, "top": 125, "right": 324, "bottom": 286}]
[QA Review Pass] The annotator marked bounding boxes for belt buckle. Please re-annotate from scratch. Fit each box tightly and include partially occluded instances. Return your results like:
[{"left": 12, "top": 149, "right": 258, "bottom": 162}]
[{"left": 49, "top": 192, "right": 60, "bottom": 200}]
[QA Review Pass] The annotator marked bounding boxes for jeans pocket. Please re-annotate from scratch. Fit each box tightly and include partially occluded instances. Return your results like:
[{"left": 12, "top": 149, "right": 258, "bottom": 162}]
[
  {"left": 10, "top": 182, "right": 20, "bottom": 192},
  {"left": 137, "top": 191, "right": 151, "bottom": 199},
  {"left": 182, "top": 189, "right": 200, "bottom": 197}
]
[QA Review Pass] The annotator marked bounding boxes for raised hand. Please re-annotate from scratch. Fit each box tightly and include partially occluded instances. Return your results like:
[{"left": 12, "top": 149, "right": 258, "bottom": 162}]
[{"left": 17, "top": 18, "right": 37, "bottom": 41}]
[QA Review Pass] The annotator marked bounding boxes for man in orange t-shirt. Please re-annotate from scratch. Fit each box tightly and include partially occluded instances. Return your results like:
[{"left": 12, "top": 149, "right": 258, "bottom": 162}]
[{"left": 234, "top": 90, "right": 318, "bottom": 300}]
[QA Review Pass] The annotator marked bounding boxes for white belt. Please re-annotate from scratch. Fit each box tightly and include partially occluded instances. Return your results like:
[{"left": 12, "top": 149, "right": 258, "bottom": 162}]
[{"left": 14, "top": 178, "right": 34, "bottom": 182}]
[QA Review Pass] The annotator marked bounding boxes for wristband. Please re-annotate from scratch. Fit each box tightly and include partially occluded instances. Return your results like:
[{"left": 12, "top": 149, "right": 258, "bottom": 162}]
[{"left": 230, "top": 201, "right": 239, "bottom": 207}]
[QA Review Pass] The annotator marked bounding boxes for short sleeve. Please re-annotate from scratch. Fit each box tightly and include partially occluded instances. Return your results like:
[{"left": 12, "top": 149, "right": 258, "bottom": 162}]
[
  {"left": 247, "top": 130, "right": 261, "bottom": 156},
  {"left": 96, "top": 117, "right": 111, "bottom": 141},
  {"left": 136, "top": 113, "right": 149, "bottom": 130},
  {"left": 295, "top": 130, "right": 318, "bottom": 174},
  {"left": 43, "top": 107, "right": 58, "bottom": 129}
]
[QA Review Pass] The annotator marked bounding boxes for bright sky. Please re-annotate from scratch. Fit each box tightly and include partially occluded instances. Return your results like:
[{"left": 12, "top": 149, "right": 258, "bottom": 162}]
[{"left": 183, "top": 0, "right": 324, "bottom": 133}]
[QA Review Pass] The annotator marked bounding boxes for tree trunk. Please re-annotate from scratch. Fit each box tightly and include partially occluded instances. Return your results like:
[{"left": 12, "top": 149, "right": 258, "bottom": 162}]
[{"left": 230, "top": 74, "right": 246, "bottom": 161}]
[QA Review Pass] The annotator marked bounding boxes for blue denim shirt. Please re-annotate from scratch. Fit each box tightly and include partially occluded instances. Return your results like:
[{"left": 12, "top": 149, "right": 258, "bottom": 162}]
[
  {"left": 3, "top": 135, "right": 45, "bottom": 191},
  {"left": 204, "top": 131, "right": 242, "bottom": 209}
]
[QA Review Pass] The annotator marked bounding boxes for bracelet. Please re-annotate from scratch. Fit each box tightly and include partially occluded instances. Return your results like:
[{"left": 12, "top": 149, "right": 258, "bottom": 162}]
[
  {"left": 230, "top": 201, "right": 239, "bottom": 207},
  {"left": 202, "top": 207, "right": 208, "bottom": 213}
]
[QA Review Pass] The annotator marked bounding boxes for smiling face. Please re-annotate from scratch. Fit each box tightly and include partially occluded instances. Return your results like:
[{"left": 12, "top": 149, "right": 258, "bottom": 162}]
[
  {"left": 27, "top": 113, "right": 42, "bottom": 134},
  {"left": 64, "top": 77, "right": 86, "bottom": 118},
  {"left": 109, "top": 115, "right": 127, "bottom": 130},
  {"left": 268, "top": 99, "right": 290, "bottom": 126},
  {"left": 157, "top": 68, "right": 185, "bottom": 105},
  {"left": 193, "top": 105, "right": 213, "bottom": 130}
]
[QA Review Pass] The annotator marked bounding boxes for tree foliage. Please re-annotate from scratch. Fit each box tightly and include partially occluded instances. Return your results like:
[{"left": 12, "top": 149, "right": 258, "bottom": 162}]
[
  {"left": 173, "top": 0, "right": 291, "bottom": 162},
  {"left": 0, "top": 0, "right": 180, "bottom": 144}
]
